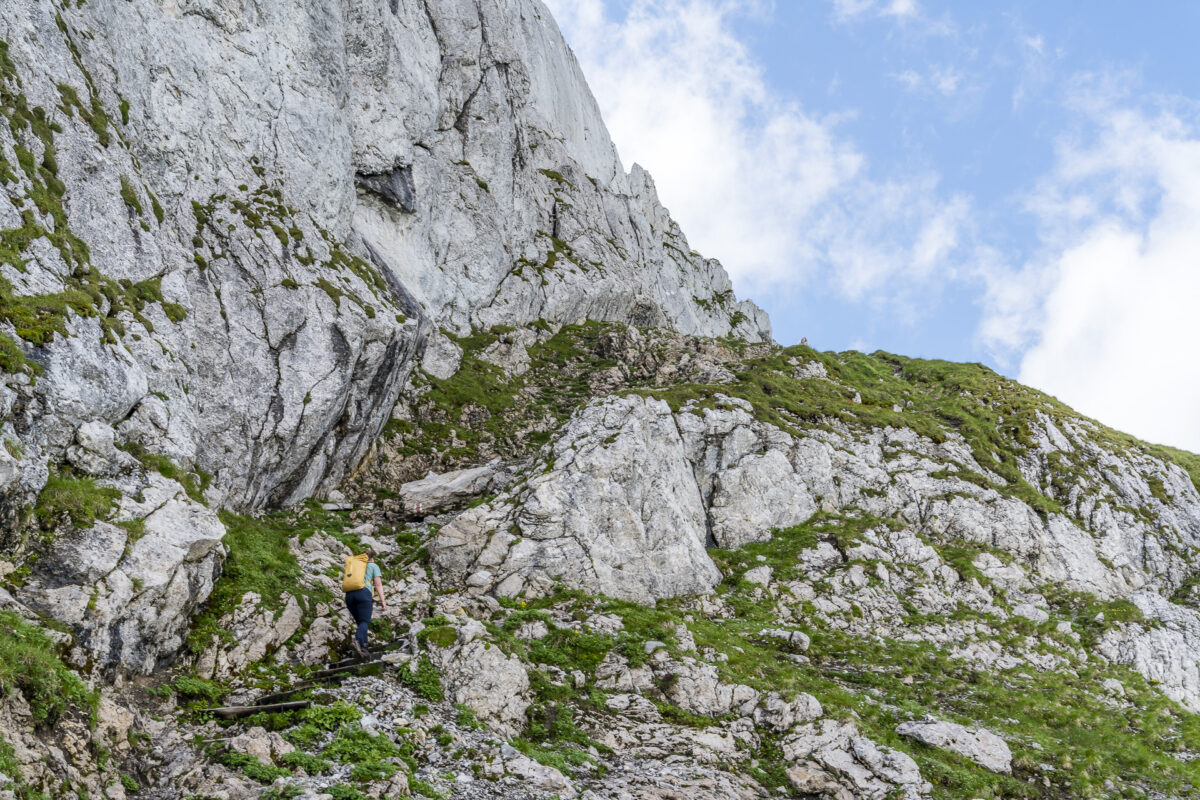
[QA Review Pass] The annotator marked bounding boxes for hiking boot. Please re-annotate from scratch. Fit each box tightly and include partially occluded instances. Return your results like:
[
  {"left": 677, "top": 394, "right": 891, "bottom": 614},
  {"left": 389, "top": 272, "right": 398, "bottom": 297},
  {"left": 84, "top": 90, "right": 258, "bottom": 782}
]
[{"left": 352, "top": 640, "right": 370, "bottom": 659}]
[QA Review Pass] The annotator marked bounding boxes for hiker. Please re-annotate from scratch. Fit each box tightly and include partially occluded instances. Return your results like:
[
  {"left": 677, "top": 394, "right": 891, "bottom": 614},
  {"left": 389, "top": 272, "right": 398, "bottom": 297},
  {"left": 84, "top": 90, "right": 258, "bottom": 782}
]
[{"left": 342, "top": 549, "right": 387, "bottom": 658}]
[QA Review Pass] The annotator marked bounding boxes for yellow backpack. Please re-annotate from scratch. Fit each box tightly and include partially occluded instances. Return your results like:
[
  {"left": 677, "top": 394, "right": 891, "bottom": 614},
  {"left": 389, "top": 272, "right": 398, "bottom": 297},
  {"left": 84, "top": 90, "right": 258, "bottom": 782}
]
[{"left": 342, "top": 553, "right": 369, "bottom": 592}]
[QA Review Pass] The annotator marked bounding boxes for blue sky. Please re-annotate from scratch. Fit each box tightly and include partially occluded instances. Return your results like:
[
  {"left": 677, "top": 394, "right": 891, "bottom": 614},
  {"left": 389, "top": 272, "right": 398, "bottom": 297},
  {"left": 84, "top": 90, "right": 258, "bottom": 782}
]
[{"left": 546, "top": 0, "right": 1200, "bottom": 452}]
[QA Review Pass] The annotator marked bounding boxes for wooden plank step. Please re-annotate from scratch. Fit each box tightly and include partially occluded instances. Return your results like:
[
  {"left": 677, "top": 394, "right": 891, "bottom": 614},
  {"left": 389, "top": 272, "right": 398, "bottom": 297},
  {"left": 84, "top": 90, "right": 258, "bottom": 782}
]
[
  {"left": 309, "top": 660, "right": 388, "bottom": 681},
  {"left": 253, "top": 675, "right": 350, "bottom": 706},
  {"left": 322, "top": 639, "right": 408, "bottom": 670},
  {"left": 204, "top": 701, "right": 310, "bottom": 720}
]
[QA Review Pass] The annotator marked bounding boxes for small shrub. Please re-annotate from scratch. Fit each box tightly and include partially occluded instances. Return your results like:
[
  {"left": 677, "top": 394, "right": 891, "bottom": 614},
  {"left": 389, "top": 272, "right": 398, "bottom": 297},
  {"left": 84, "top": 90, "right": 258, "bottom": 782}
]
[
  {"left": 327, "top": 786, "right": 370, "bottom": 800},
  {"left": 220, "top": 751, "right": 289, "bottom": 784},
  {"left": 284, "top": 723, "right": 322, "bottom": 749},
  {"left": 280, "top": 750, "right": 331, "bottom": 774},
  {"left": 323, "top": 726, "right": 399, "bottom": 764},
  {"left": 262, "top": 786, "right": 303, "bottom": 800},
  {"left": 348, "top": 759, "right": 398, "bottom": 781},
  {"left": 455, "top": 704, "right": 484, "bottom": 730},
  {"left": 396, "top": 655, "right": 444, "bottom": 702},
  {"left": 408, "top": 777, "right": 446, "bottom": 800},
  {"left": 172, "top": 675, "right": 225, "bottom": 705},
  {"left": 300, "top": 701, "right": 360, "bottom": 731}
]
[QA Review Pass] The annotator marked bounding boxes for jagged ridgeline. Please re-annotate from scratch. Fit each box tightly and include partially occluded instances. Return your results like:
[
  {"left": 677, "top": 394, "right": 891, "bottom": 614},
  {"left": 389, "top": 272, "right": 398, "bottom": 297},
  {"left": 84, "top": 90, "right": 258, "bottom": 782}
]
[{"left": 1, "top": 0, "right": 1200, "bottom": 799}]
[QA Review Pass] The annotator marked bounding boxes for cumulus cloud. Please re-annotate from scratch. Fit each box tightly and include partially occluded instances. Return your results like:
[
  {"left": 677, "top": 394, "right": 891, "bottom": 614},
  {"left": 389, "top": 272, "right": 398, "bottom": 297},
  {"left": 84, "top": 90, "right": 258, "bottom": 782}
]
[
  {"left": 981, "top": 84, "right": 1200, "bottom": 450},
  {"left": 545, "top": 0, "right": 972, "bottom": 313}
]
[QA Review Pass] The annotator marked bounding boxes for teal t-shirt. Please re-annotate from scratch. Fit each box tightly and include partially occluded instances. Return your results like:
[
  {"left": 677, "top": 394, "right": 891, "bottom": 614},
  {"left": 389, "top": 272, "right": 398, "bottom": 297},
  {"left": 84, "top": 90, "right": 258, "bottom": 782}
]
[{"left": 364, "top": 561, "right": 381, "bottom": 596}]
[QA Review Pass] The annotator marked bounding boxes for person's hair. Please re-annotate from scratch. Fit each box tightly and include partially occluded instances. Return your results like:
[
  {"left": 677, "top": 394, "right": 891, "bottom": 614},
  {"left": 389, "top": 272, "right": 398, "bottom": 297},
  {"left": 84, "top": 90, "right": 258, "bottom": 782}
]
[{"left": 364, "top": 548, "right": 376, "bottom": 560}]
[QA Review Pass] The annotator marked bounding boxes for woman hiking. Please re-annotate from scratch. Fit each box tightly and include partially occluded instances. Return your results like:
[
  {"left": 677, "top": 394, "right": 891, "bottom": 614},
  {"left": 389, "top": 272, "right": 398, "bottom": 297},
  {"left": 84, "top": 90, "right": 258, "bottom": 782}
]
[{"left": 342, "top": 549, "right": 387, "bottom": 658}]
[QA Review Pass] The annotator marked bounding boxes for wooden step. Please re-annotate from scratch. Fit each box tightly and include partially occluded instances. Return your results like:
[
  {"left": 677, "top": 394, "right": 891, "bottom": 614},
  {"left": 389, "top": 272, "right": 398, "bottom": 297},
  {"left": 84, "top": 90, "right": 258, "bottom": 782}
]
[
  {"left": 204, "top": 700, "right": 310, "bottom": 720},
  {"left": 253, "top": 675, "right": 350, "bottom": 706},
  {"left": 322, "top": 638, "right": 409, "bottom": 670}
]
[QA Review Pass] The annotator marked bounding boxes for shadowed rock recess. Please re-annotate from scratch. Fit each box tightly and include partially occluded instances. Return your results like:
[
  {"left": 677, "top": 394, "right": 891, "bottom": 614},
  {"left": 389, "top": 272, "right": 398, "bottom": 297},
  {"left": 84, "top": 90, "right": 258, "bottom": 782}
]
[{"left": 1, "top": 2, "right": 1199, "bottom": 800}]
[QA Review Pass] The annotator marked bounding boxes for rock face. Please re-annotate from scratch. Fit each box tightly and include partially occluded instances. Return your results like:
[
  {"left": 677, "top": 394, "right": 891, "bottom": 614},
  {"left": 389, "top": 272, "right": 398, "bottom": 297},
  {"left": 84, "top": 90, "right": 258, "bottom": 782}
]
[
  {"left": 426, "top": 617, "right": 532, "bottom": 736},
  {"left": 432, "top": 395, "right": 722, "bottom": 602},
  {"left": 1098, "top": 591, "right": 1200, "bottom": 713},
  {"left": 22, "top": 473, "right": 224, "bottom": 674},
  {"left": 0, "top": 0, "right": 766, "bottom": 524}
]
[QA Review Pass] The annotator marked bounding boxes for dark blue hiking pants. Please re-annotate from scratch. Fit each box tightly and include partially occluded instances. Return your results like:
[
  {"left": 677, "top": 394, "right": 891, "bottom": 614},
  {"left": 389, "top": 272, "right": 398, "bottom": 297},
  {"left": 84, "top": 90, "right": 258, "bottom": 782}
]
[{"left": 344, "top": 588, "right": 373, "bottom": 647}]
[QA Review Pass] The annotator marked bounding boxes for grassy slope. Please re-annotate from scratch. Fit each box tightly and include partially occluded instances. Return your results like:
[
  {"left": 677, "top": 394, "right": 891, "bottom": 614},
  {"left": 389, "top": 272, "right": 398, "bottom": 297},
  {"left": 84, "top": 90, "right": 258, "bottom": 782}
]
[{"left": 380, "top": 324, "right": 1200, "bottom": 506}]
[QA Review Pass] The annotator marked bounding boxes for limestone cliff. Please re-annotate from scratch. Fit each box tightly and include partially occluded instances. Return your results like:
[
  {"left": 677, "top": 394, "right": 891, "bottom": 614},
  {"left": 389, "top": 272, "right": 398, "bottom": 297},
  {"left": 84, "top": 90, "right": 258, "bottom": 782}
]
[{"left": 0, "top": 0, "right": 766, "bottom": 516}]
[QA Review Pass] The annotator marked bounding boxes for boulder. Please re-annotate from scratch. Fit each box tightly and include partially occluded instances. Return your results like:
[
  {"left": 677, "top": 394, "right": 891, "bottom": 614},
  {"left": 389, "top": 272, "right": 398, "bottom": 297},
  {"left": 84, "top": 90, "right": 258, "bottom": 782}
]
[
  {"left": 500, "top": 744, "right": 576, "bottom": 798},
  {"left": 784, "top": 720, "right": 930, "bottom": 799},
  {"left": 432, "top": 395, "right": 722, "bottom": 603},
  {"left": 426, "top": 618, "right": 531, "bottom": 736},
  {"left": 399, "top": 461, "right": 501, "bottom": 516},
  {"left": 23, "top": 474, "right": 225, "bottom": 674},
  {"left": 896, "top": 719, "right": 1011, "bottom": 774}
]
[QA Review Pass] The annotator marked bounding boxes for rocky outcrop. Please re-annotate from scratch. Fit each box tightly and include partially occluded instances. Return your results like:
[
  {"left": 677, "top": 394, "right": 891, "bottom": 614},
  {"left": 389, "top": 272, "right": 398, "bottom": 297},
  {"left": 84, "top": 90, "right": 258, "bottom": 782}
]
[
  {"left": 784, "top": 720, "right": 930, "bottom": 800},
  {"left": 432, "top": 387, "right": 1200, "bottom": 609},
  {"left": 22, "top": 473, "right": 224, "bottom": 674},
  {"left": 1098, "top": 591, "right": 1200, "bottom": 713},
  {"left": 425, "top": 616, "right": 532, "bottom": 736},
  {"left": 432, "top": 395, "right": 721, "bottom": 602}
]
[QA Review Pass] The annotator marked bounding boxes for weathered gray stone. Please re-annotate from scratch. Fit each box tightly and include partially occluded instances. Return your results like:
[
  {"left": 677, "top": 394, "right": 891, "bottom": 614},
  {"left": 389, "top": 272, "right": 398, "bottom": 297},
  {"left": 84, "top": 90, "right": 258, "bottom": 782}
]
[
  {"left": 399, "top": 461, "right": 502, "bottom": 516},
  {"left": 896, "top": 719, "right": 1012, "bottom": 774},
  {"left": 23, "top": 474, "right": 224, "bottom": 674},
  {"left": 426, "top": 618, "right": 531, "bottom": 736},
  {"left": 432, "top": 395, "right": 721, "bottom": 602}
]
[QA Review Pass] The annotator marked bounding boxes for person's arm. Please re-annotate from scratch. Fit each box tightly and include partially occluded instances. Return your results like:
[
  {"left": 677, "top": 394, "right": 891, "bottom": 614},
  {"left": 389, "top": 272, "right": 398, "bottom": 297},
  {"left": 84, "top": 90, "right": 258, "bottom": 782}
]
[{"left": 373, "top": 575, "right": 387, "bottom": 610}]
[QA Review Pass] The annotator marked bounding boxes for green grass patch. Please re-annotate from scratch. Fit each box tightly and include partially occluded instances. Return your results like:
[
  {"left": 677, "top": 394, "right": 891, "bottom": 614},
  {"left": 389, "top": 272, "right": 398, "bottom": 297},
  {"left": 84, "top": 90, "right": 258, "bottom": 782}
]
[
  {"left": 33, "top": 470, "right": 119, "bottom": 531},
  {"left": 395, "top": 655, "right": 444, "bottom": 702},
  {"left": 0, "top": 610, "right": 97, "bottom": 726},
  {"left": 220, "top": 750, "right": 289, "bottom": 783},
  {"left": 187, "top": 510, "right": 318, "bottom": 653}
]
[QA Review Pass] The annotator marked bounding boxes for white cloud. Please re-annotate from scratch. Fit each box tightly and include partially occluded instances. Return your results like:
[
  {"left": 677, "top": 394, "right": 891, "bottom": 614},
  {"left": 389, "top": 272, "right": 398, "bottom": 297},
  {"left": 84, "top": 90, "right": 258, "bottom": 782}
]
[
  {"left": 545, "top": 0, "right": 972, "bottom": 313},
  {"left": 892, "top": 65, "right": 965, "bottom": 96},
  {"left": 894, "top": 69, "right": 923, "bottom": 91},
  {"left": 981, "top": 88, "right": 1200, "bottom": 451},
  {"left": 832, "top": 0, "right": 918, "bottom": 22},
  {"left": 930, "top": 66, "right": 963, "bottom": 95},
  {"left": 883, "top": 0, "right": 919, "bottom": 19},
  {"left": 831, "top": 0, "right": 876, "bottom": 21}
]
